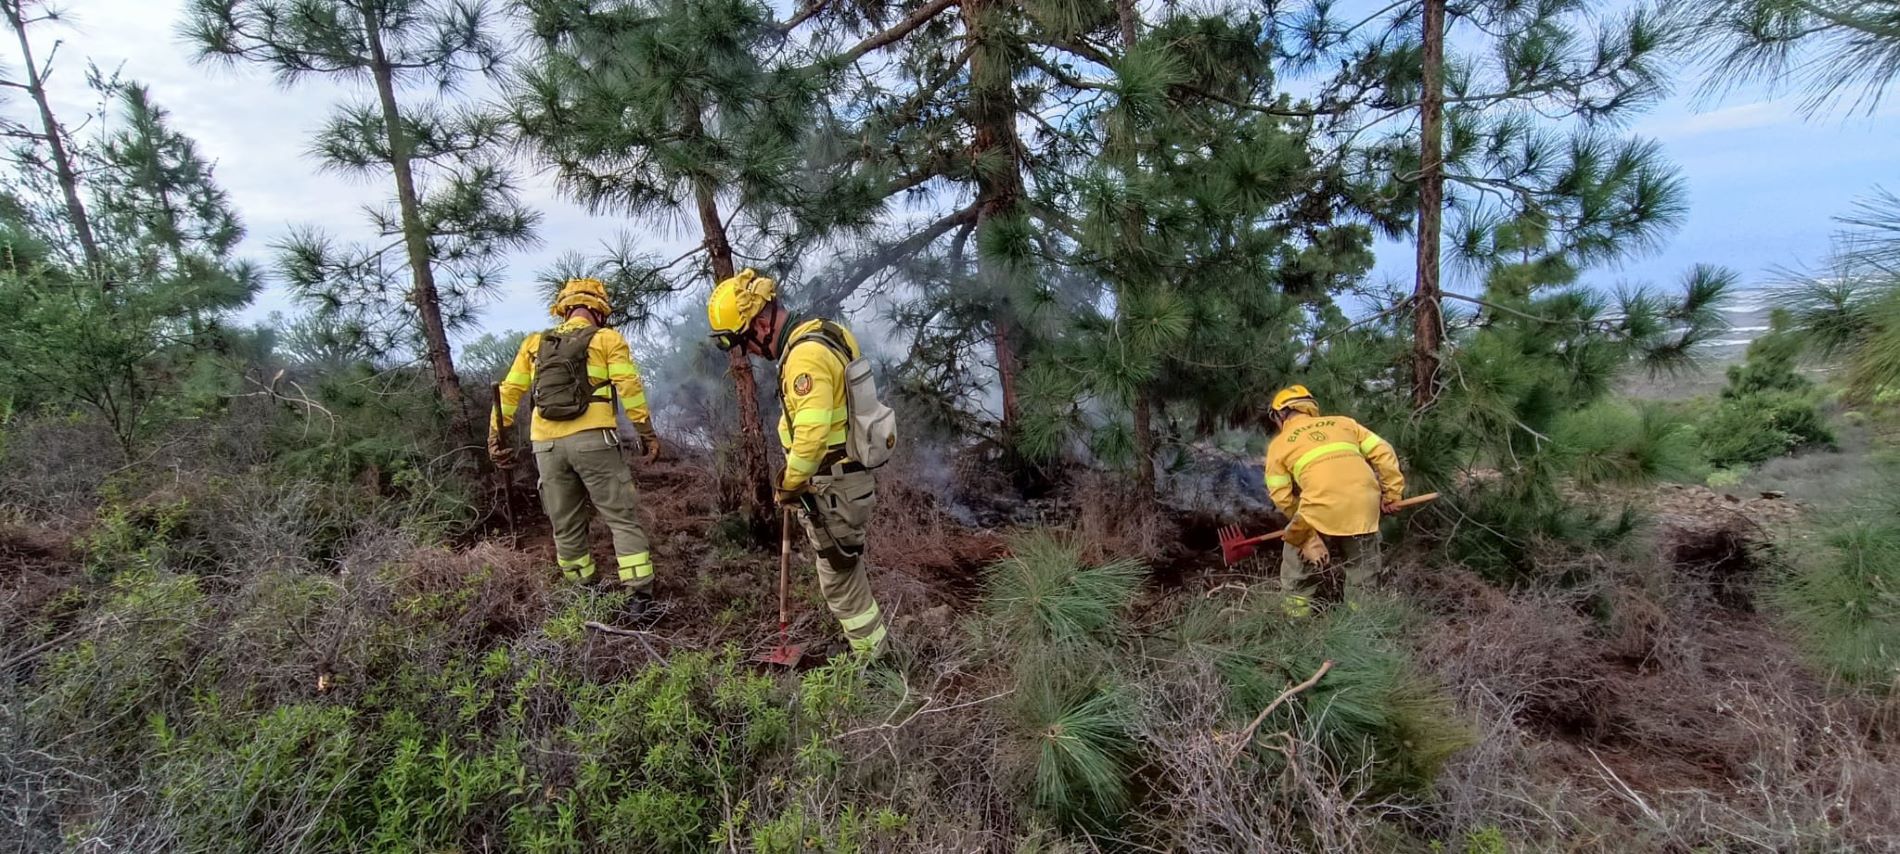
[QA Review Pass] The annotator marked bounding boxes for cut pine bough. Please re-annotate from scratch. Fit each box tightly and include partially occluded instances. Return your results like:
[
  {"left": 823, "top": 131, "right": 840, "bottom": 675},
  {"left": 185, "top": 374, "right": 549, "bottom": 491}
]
[{"left": 1218, "top": 493, "right": 1440, "bottom": 565}]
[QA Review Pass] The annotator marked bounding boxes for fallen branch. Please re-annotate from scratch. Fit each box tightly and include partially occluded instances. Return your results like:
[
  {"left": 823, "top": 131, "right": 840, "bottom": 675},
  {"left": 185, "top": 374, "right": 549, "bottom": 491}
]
[
  {"left": 0, "top": 626, "right": 85, "bottom": 671},
  {"left": 584, "top": 620, "right": 664, "bottom": 662},
  {"left": 1229, "top": 659, "right": 1333, "bottom": 763},
  {"left": 1588, "top": 747, "right": 1663, "bottom": 825},
  {"left": 832, "top": 687, "right": 1016, "bottom": 741}
]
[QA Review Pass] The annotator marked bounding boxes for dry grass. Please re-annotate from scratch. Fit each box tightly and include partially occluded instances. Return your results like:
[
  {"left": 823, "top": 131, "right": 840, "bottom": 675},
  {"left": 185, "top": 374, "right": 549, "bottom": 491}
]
[{"left": 1406, "top": 506, "right": 1900, "bottom": 852}]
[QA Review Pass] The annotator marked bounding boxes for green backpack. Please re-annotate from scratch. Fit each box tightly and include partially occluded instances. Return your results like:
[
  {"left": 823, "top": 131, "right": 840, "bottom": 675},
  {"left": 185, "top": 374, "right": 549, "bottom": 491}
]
[{"left": 531, "top": 324, "right": 604, "bottom": 421}]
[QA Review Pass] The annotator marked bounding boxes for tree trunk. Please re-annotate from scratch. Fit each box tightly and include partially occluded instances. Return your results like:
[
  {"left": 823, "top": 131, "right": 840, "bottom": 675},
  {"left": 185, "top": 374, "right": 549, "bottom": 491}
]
[
  {"left": 696, "top": 179, "right": 773, "bottom": 524},
  {"left": 1113, "top": 0, "right": 1157, "bottom": 505},
  {"left": 1411, "top": 0, "right": 1447, "bottom": 410},
  {"left": 964, "top": 0, "right": 1025, "bottom": 433},
  {"left": 1132, "top": 386, "right": 1157, "bottom": 502},
  {"left": 365, "top": 19, "right": 472, "bottom": 445},
  {"left": 4, "top": 0, "right": 101, "bottom": 273}
]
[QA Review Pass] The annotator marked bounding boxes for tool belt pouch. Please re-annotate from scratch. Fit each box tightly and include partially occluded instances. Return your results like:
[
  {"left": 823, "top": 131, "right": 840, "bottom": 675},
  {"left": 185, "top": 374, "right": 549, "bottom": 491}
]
[{"left": 801, "top": 485, "right": 865, "bottom": 561}]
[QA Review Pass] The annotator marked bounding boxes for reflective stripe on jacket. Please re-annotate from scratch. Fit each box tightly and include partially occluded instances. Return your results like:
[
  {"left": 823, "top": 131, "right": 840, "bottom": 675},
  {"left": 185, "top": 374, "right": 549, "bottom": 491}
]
[
  {"left": 494, "top": 317, "right": 652, "bottom": 442},
  {"left": 1263, "top": 412, "right": 1405, "bottom": 537},
  {"left": 777, "top": 317, "right": 860, "bottom": 491}
]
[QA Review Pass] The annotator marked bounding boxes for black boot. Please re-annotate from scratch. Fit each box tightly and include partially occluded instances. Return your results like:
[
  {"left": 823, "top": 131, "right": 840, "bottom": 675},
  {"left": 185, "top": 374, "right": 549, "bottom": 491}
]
[{"left": 620, "top": 585, "right": 657, "bottom": 624}]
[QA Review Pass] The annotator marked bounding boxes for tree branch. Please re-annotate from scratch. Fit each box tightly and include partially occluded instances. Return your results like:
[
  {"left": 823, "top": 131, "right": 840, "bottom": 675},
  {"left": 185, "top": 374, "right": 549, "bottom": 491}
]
[
  {"left": 836, "top": 0, "right": 960, "bottom": 65},
  {"left": 809, "top": 203, "right": 978, "bottom": 317},
  {"left": 777, "top": 0, "right": 831, "bottom": 33},
  {"left": 1229, "top": 659, "right": 1332, "bottom": 763},
  {"left": 584, "top": 620, "right": 665, "bottom": 661}
]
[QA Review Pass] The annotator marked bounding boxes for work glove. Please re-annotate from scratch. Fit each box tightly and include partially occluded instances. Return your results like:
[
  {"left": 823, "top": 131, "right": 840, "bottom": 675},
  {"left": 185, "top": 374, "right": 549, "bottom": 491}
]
[
  {"left": 488, "top": 432, "right": 516, "bottom": 470},
  {"left": 1381, "top": 501, "right": 1401, "bottom": 515},
  {"left": 775, "top": 485, "right": 810, "bottom": 508},
  {"left": 1297, "top": 534, "right": 1330, "bottom": 567},
  {"left": 634, "top": 421, "right": 662, "bottom": 464}
]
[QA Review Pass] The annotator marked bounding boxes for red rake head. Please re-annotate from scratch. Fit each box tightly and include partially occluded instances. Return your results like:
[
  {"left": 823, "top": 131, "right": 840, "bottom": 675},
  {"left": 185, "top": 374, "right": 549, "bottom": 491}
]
[{"left": 1219, "top": 524, "right": 1258, "bottom": 566}]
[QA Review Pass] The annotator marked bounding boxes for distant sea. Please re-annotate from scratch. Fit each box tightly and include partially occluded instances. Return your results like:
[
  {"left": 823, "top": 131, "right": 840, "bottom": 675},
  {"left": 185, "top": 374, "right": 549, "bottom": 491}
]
[{"left": 1708, "top": 285, "right": 1776, "bottom": 361}]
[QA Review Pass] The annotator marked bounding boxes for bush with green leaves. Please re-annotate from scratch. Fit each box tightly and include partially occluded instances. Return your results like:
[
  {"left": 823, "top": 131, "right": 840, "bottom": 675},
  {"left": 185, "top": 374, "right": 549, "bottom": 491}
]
[
  {"left": 1771, "top": 466, "right": 1900, "bottom": 694},
  {"left": 982, "top": 532, "right": 1145, "bottom": 652},
  {"left": 1694, "top": 310, "right": 1835, "bottom": 468},
  {"left": 6, "top": 534, "right": 924, "bottom": 853},
  {"left": 980, "top": 533, "right": 1144, "bottom": 829},
  {"left": 1551, "top": 401, "right": 1706, "bottom": 487},
  {"left": 1697, "top": 390, "right": 1836, "bottom": 468}
]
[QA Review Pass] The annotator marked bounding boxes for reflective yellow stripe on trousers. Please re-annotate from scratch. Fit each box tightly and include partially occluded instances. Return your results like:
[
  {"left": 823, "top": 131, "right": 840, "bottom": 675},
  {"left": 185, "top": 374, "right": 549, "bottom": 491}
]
[
  {"left": 617, "top": 552, "right": 654, "bottom": 582},
  {"left": 839, "top": 603, "right": 881, "bottom": 633},
  {"left": 849, "top": 624, "right": 887, "bottom": 652},
  {"left": 558, "top": 554, "right": 597, "bottom": 580}
]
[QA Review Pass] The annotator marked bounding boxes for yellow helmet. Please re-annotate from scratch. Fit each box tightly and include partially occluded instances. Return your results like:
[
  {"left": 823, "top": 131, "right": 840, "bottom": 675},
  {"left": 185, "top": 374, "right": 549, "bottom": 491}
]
[
  {"left": 550, "top": 277, "right": 612, "bottom": 319},
  {"left": 1271, "top": 384, "right": 1316, "bottom": 411},
  {"left": 707, "top": 268, "right": 776, "bottom": 350}
]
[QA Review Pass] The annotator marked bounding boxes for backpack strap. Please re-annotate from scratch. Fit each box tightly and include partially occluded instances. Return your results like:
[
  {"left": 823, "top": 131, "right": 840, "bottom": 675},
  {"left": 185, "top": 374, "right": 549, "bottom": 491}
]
[
  {"left": 778, "top": 319, "right": 856, "bottom": 449},
  {"left": 789, "top": 319, "right": 855, "bottom": 367}
]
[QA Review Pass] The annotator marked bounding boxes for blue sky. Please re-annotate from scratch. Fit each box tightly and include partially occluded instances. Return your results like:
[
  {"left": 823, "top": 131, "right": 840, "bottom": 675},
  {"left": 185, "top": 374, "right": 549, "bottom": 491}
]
[{"left": 9, "top": 0, "right": 1898, "bottom": 336}]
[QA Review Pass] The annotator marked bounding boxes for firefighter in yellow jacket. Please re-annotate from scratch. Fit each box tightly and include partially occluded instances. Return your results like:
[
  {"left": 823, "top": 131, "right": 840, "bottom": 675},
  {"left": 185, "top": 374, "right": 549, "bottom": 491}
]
[
  {"left": 490, "top": 278, "right": 664, "bottom": 611},
  {"left": 1263, "top": 385, "right": 1405, "bottom": 617},
  {"left": 706, "top": 269, "right": 889, "bottom": 658}
]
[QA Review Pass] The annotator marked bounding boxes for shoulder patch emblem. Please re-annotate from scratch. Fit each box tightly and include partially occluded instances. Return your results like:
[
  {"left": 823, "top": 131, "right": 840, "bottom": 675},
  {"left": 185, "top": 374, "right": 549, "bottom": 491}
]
[{"left": 792, "top": 373, "right": 813, "bottom": 395}]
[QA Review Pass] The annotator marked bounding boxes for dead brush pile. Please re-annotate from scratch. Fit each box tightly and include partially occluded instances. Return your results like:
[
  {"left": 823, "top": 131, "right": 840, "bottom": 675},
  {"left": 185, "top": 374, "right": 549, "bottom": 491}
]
[{"left": 1408, "top": 513, "right": 1900, "bottom": 851}]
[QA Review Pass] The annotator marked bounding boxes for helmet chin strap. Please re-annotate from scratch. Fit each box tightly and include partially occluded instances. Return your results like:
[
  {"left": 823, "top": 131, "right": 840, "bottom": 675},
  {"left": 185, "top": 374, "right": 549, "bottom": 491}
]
[{"left": 757, "top": 303, "right": 793, "bottom": 360}]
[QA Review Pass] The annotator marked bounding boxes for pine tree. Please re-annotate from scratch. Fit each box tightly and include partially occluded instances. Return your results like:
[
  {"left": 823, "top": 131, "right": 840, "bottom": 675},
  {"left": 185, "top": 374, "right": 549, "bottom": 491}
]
[
  {"left": 510, "top": 0, "right": 954, "bottom": 523},
  {"left": 0, "top": 0, "right": 102, "bottom": 272},
  {"left": 0, "top": 80, "right": 258, "bottom": 456},
  {"left": 87, "top": 80, "right": 259, "bottom": 319},
  {"left": 1281, "top": 1, "right": 1678, "bottom": 406},
  {"left": 1679, "top": 0, "right": 1900, "bottom": 116},
  {"left": 183, "top": 0, "right": 539, "bottom": 446},
  {"left": 1020, "top": 5, "right": 1374, "bottom": 502}
]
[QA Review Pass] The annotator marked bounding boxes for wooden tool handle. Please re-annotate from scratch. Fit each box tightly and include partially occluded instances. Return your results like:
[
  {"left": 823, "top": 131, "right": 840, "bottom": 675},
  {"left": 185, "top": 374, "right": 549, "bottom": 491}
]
[
  {"left": 1247, "top": 493, "right": 1440, "bottom": 547},
  {"left": 1244, "top": 529, "right": 1291, "bottom": 547},
  {"left": 778, "top": 506, "right": 793, "bottom": 627}
]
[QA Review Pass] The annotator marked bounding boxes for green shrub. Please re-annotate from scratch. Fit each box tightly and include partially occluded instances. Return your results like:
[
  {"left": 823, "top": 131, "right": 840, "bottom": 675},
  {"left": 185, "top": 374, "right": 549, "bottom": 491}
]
[
  {"left": 1439, "top": 483, "right": 1642, "bottom": 585},
  {"left": 1771, "top": 488, "right": 1900, "bottom": 693},
  {"left": 35, "top": 569, "right": 209, "bottom": 759},
  {"left": 1162, "top": 597, "right": 1471, "bottom": 796},
  {"left": 983, "top": 532, "right": 1144, "bottom": 652},
  {"left": 1694, "top": 310, "right": 1836, "bottom": 468},
  {"left": 1011, "top": 667, "right": 1134, "bottom": 828},
  {"left": 1551, "top": 401, "right": 1705, "bottom": 485},
  {"left": 1698, "top": 390, "right": 1836, "bottom": 468}
]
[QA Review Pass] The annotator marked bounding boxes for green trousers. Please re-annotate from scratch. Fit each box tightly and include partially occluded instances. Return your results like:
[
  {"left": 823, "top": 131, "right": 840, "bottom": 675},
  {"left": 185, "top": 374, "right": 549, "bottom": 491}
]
[
  {"left": 533, "top": 429, "right": 653, "bottom": 589},
  {"left": 1279, "top": 532, "right": 1382, "bottom": 618},
  {"left": 796, "top": 467, "right": 887, "bottom": 656}
]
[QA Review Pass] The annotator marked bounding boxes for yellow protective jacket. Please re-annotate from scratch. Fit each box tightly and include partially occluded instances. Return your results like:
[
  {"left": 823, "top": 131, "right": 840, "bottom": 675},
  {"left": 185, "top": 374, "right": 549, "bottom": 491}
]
[
  {"left": 777, "top": 317, "right": 860, "bottom": 491},
  {"left": 494, "top": 317, "right": 652, "bottom": 442},
  {"left": 1264, "top": 412, "right": 1405, "bottom": 537}
]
